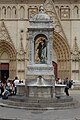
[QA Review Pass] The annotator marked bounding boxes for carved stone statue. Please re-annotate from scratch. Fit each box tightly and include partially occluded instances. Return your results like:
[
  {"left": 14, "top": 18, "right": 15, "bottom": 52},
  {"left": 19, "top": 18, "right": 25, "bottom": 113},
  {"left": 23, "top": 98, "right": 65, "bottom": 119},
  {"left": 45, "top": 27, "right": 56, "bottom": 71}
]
[{"left": 37, "top": 39, "right": 47, "bottom": 63}]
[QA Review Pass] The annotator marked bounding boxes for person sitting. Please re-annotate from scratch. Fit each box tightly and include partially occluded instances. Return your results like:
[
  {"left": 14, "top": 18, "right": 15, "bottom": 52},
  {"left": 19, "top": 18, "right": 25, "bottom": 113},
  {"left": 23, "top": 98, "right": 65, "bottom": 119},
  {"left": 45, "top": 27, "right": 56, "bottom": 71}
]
[{"left": 2, "top": 89, "right": 9, "bottom": 99}]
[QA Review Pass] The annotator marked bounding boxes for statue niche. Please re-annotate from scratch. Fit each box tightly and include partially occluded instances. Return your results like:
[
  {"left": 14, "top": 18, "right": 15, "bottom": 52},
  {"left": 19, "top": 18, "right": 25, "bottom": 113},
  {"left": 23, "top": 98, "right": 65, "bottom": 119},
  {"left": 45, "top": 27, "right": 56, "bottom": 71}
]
[{"left": 34, "top": 34, "right": 47, "bottom": 64}]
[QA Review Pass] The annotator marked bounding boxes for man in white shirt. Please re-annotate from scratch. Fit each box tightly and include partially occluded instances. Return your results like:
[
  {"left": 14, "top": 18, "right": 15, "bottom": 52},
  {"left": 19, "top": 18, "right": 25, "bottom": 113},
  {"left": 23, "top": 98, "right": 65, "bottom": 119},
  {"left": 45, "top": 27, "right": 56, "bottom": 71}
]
[{"left": 14, "top": 76, "right": 19, "bottom": 95}]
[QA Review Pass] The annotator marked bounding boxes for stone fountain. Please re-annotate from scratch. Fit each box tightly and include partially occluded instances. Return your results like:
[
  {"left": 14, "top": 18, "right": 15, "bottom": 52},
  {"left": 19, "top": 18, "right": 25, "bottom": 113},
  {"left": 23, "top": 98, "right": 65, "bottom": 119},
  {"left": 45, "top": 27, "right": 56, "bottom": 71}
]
[
  {"left": 7, "top": 5, "right": 76, "bottom": 109},
  {"left": 16, "top": 5, "right": 69, "bottom": 99},
  {"left": 27, "top": 75, "right": 53, "bottom": 98},
  {"left": 25, "top": 4, "right": 55, "bottom": 98}
]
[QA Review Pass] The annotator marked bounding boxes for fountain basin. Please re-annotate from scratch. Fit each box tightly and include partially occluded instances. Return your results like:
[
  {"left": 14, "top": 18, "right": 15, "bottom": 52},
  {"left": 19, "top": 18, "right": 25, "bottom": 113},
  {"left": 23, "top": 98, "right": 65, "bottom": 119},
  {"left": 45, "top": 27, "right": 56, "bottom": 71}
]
[
  {"left": 55, "top": 84, "right": 66, "bottom": 98},
  {"left": 27, "top": 76, "right": 53, "bottom": 98}
]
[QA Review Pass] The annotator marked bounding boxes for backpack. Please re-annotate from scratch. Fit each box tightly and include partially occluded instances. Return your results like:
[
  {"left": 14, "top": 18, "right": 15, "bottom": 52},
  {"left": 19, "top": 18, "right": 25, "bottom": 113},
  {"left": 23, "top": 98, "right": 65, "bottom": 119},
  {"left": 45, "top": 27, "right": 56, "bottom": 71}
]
[{"left": 2, "top": 90, "right": 9, "bottom": 99}]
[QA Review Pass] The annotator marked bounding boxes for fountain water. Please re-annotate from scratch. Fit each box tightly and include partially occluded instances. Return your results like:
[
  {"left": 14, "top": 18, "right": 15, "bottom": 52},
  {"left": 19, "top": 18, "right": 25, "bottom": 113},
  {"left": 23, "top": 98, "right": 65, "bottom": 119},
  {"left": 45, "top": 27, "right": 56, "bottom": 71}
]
[{"left": 27, "top": 75, "right": 53, "bottom": 98}]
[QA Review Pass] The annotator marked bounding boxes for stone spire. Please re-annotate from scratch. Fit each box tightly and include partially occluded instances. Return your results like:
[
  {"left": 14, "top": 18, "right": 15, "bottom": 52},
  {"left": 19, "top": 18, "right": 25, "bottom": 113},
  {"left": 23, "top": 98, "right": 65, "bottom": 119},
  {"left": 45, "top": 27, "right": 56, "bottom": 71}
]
[
  {"left": 0, "top": 21, "right": 14, "bottom": 45},
  {"left": 19, "top": 30, "right": 24, "bottom": 55},
  {"left": 71, "top": 37, "right": 80, "bottom": 61},
  {"left": 72, "top": 37, "right": 79, "bottom": 54},
  {"left": 39, "top": 4, "right": 44, "bottom": 13},
  {"left": 31, "top": 4, "right": 51, "bottom": 21}
]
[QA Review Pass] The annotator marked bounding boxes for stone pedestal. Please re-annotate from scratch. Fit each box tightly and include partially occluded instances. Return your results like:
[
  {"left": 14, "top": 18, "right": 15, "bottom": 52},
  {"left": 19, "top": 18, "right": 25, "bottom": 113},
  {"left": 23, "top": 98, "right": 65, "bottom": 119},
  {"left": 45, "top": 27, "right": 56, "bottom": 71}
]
[
  {"left": 17, "top": 84, "right": 26, "bottom": 95},
  {"left": 28, "top": 87, "right": 53, "bottom": 98},
  {"left": 55, "top": 84, "right": 66, "bottom": 98}
]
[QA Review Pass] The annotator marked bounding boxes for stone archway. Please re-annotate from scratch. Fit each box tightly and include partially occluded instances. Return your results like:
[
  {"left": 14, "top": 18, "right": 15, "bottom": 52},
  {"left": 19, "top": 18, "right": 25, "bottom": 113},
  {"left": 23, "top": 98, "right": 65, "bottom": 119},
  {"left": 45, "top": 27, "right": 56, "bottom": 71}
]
[
  {"left": 53, "top": 32, "right": 71, "bottom": 79},
  {"left": 0, "top": 40, "right": 16, "bottom": 80}
]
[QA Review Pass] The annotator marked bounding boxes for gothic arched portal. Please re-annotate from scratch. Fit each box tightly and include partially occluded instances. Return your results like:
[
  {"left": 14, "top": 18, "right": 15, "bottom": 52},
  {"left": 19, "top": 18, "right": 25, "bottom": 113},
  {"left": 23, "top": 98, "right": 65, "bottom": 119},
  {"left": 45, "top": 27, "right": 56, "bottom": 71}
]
[
  {"left": 0, "top": 40, "right": 16, "bottom": 81},
  {"left": 53, "top": 32, "right": 71, "bottom": 80}
]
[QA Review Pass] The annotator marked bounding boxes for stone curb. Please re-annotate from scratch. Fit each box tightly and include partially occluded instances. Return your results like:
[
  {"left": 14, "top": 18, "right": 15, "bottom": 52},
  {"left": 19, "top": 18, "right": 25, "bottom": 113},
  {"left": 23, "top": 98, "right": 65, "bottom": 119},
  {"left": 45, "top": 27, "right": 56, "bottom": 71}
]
[
  {"left": 0, "top": 95, "right": 79, "bottom": 110},
  {"left": 0, "top": 118, "right": 19, "bottom": 120},
  {"left": 0, "top": 100, "right": 79, "bottom": 110}
]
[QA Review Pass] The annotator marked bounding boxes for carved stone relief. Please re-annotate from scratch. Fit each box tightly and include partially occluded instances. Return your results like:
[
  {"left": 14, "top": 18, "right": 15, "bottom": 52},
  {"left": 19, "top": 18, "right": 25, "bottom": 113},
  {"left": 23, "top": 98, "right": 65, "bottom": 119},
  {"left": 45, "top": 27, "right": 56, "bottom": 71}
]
[
  {"left": 27, "top": 4, "right": 54, "bottom": 79},
  {"left": 0, "top": 22, "right": 14, "bottom": 45},
  {"left": 71, "top": 37, "right": 80, "bottom": 61},
  {"left": 44, "top": 0, "right": 68, "bottom": 40},
  {"left": 27, "top": 65, "right": 53, "bottom": 75},
  {"left": 28, "top": 7, "right": 38, "bottom": 19},
  {"left": 60, "top": 7, "right": 70, "bottom": 19}
]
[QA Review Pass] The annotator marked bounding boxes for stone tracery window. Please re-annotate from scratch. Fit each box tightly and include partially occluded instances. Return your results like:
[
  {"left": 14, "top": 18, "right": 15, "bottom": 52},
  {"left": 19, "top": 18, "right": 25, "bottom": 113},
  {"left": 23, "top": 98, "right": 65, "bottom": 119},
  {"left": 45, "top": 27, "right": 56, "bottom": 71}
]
[
  {"left": 2, "top": 6, "right": 6, "bottom": 18},
  {"left": 73, "top": 6, "right": 79, "bottom": 18},
  {"left": 60, "top": 6, "right": 70, "bottom": 19},
  {"left": 12, "top": 6, "right": 17, "bottom": 18},
  {"left": 20, "top": 6, "right": 25, "bottom": 19},
  {"left": 55, "top": 6, "right": 59, "bottom": 15},
  {"left": 7, "top": 6, "right": 11, "bottom": 18}
]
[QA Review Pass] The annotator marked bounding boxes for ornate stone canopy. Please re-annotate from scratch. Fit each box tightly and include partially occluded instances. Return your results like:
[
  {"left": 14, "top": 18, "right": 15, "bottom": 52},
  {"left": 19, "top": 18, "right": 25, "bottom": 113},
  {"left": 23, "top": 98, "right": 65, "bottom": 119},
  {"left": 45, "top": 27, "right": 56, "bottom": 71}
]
[{"left": 32, "top": 4, "right": 51, "bottom": 21}]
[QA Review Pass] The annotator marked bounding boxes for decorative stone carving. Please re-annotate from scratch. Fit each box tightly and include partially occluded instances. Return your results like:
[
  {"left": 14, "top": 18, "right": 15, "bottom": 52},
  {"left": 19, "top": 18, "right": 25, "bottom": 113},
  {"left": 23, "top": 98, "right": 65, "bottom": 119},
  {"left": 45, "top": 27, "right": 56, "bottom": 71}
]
[
  {"left": 0, "top": 21, "right": 14, "bottom": 45},
  {"left": 28, "top": 4, "right": 53, "bottom": 65},
  {"left": 71, "top": 37, "right": 80, "bottom": 61},
  {"left": 44, "top": 0, "right": 53, "bottom": 11},
  {"left": 44, "top": 0, "right": 67, "bottom": 40},
  {"left": 0, "top": 0, "right": 28, "bottom": 4},
  {"left": 60, "top": 6, "right": 70, "bottom": 19},
  {"left": 26, "top": 4, "right": 54, "bottom": 82},
  {"left": 18, "top": 30, "right": 25, "bottom": 55},
  {"left": 17, "top": 30, "right": 25, "bottom": 80},
  {"left": 27, "top": 65, "right": 53, "bottom": 75},
  {"left": 28, "top": 7, "right": 38, "bottom": 19},
  {"left": 71, "top": 37, "right": 80, "bottom": 80}
]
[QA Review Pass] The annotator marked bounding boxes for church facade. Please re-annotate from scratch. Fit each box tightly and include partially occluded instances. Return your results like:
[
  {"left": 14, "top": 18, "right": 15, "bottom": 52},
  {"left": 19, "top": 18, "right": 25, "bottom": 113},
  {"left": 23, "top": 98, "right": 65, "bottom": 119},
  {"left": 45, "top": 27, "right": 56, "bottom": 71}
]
[{"left": 0, "top": 0, "right": 80, "bottom": 81}]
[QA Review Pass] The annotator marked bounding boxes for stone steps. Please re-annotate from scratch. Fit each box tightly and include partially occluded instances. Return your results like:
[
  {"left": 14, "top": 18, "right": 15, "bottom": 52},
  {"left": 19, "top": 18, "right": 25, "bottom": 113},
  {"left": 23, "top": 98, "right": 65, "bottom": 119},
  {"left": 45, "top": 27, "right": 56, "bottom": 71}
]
[
  {"left": 2, "top": 100, "right": 76, "bottom": 108},
  {"left": 8, "top": 95, "right": 73, "bottom": 102},
  {"left": 0, "top": 95, "right": 79, "bottom": 110}
]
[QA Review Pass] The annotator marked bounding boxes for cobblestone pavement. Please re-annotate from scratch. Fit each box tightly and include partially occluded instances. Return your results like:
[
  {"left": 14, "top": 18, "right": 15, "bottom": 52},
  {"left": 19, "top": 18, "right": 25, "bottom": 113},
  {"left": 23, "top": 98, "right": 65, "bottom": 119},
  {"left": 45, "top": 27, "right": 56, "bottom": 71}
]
[{"left": 0, "top": 89, "right": 80, "bottom": 120}]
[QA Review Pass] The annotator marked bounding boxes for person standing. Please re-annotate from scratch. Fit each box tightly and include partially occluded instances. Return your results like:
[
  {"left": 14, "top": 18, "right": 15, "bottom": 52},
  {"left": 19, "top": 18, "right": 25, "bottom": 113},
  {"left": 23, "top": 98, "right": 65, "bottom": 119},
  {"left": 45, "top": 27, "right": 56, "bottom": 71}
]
[
  {"left": 0, "top": 81, "right": 4, "bottom": 96},
  {"left": 64, "top": 77, "right": 69, "bottom": 96},
  {"left": 13, "top": 76, "right": 19, "bottom": 95}
]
